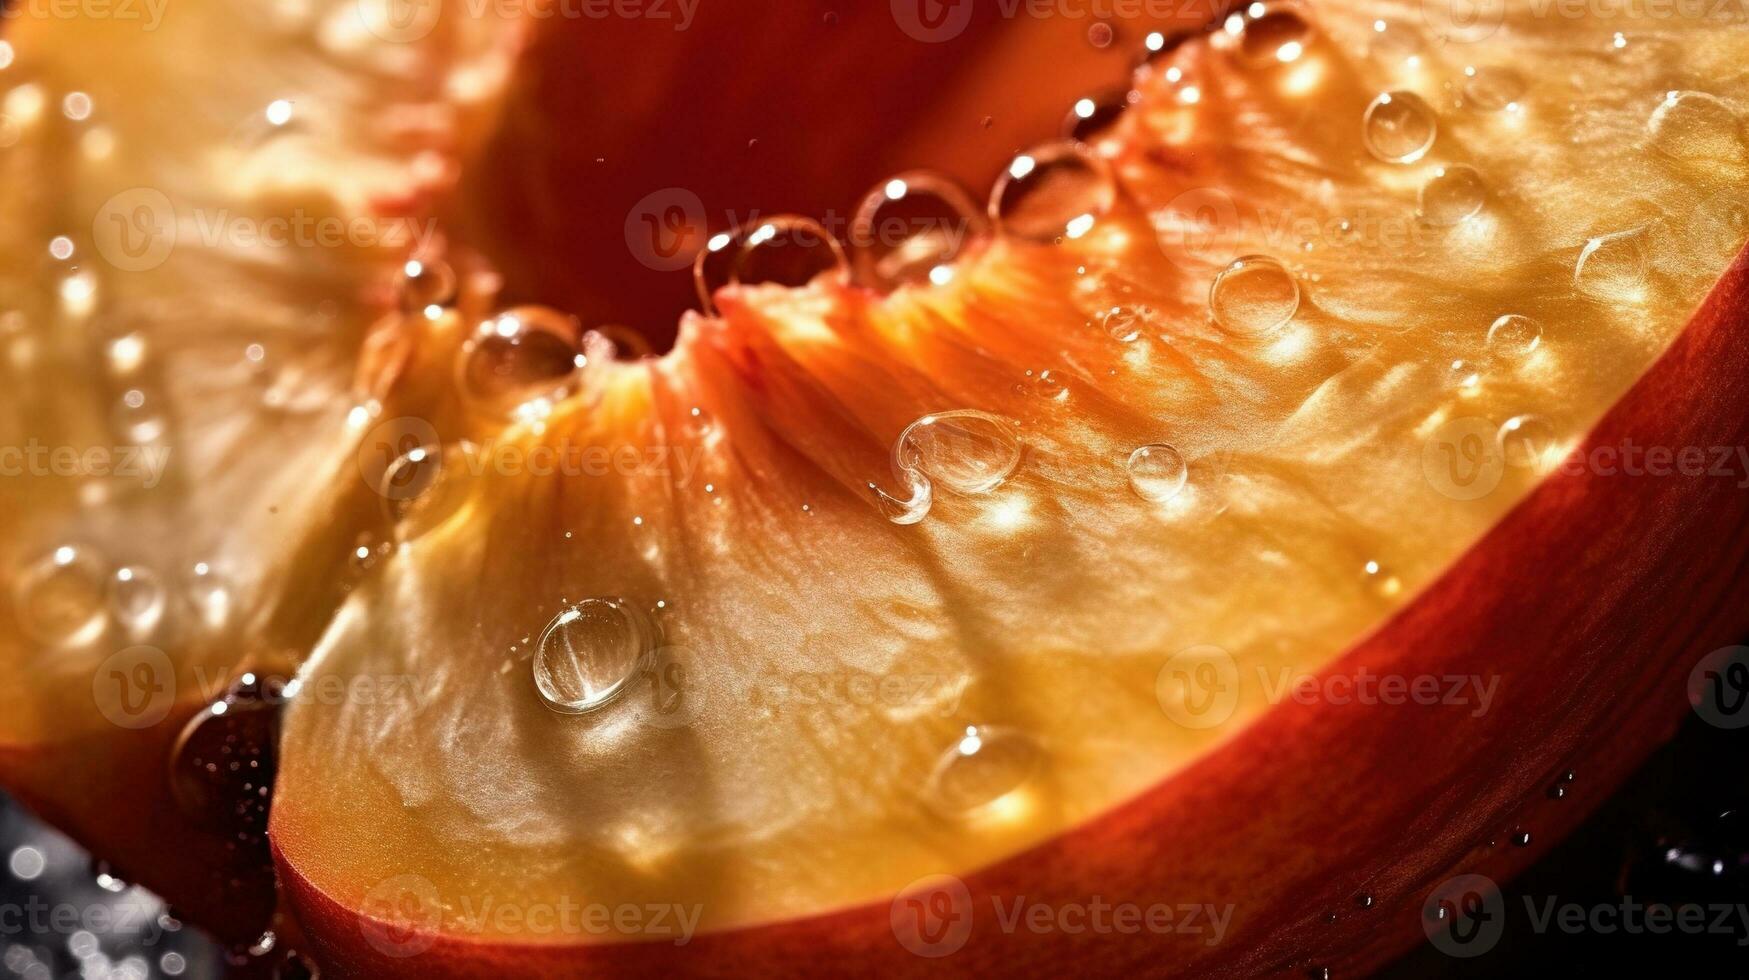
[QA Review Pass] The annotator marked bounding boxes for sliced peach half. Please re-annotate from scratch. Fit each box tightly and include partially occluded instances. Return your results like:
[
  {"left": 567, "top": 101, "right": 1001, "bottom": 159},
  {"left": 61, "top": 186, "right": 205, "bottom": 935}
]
[{"left": 1, "top": 0, "right": 1747, "bottom": 976}]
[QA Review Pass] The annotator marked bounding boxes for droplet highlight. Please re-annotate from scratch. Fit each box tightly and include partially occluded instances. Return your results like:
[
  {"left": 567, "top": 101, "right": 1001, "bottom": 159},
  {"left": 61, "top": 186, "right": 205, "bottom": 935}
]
[
  {"left": 924, "top": 725, "right": 1043, "bottom": 818},
  {"left": 1363, "top": 91, "right": 1437, "bottom": 164}
]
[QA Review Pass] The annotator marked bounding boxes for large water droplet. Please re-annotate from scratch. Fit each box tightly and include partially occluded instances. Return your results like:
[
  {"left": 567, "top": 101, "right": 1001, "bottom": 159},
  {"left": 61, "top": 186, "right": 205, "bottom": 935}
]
[
  {"left": 1486, "top": 314, "right": 1542, "bottom": 362},
  {"left": 1363, "top": 91, "right": 1437, "bottom": 164},
  {"left": 850, "top": 172, "right": 987, "bottom": 291},
  {"left": 1648, "top": 91, "right": 1746, "bottom": 164},
  {"left": 924, "top": 725, "right": 1043, "bottom": 818},
  {"left": 1462, "top": 65, "right": 1526, "bottom": 112},
  {"left": 13, "top": 546, "right": 108, "bottom": 646},
  {"left": 458, "top": 306, "right": 588, "bottom": 421},
  {"left": 1127, "top": 444, "right": 1188, "bottom": 502},
  {"left": 1209, "top": 255, "right": 1299, "bottom": 337},
  {"left": 109, "top": 565, "right": 166, "bottom": 638},
  {"left": 1419, "top": 165, "right": 1486, "bottom": 226},
  {"left": 989, "top": 142, "right": 1116, "bottom": 243},
  {"left": 1574, "top": 228, "right": 1650, "bottom": 303},
  {"left": 533, "top": 598, "right": 653, "bottom": 714},
  {"left": 1235, "top": 0, "right": 1313, "bottom": 67},
  {"left": 894, "top": 410, "right": 1022, "bottom": 495},
  {"left": 731, "top": 215, "right": 849, "bottom": 290}
]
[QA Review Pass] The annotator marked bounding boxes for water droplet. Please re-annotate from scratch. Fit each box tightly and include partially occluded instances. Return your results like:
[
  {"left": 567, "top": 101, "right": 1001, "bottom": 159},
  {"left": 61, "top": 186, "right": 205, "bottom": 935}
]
[
  {"left": 1419, "top": 165, "right": 1486, "bottom": 226},
  {"left": 1086, "top": 21, "right": 1114, "bottom": 48},
  {"left": 731, "top": 215, "right": 849, "bottom": 291},
  {"left": 108, "top": 565, "right": 166, "bottom": 638},
  {"left": 1485, "top": 314, "right": 1542, "bottom": 362},
  {"left": 1447, "top": 358, "right": 1483, "bottom": 391},
  {"left": 533, "top": 598, "right": 653, "bottom": 714},
  {"left": 989, "top": 142, "right": 1116, "bottom": 243},
  {"left": 894, "top": 410, "right": 1022, "bottom": 496},
  {"left": 870, "top": 468, "right": 934, "bottom": 526},
  {"left": 186, "top": 562, "right": 232, "bottom": 631},
  {"left": 1127, "top": 444, "right": 1188, "bottom": 503},
  {"left": 1574, "top": 227, "right": 1650, "bottom": 303},
  {"left": 380, "top": 441, "right": 472, "bottom": 542},
  {"left": 1363, "top": 91, "right": 1437, "bottom": 164},
  {"left": 1102, "top": 305, "right": 1147, "bottom": 342},
  {"left": 1648, "top": 91, "right": 1746, "bottom": 164},
  {"left": 13, "top": 546, "right": 108, "bottom": 646},
  {"left": 1498, "top": 415, "right": 1558, "bottom": 470},
  {"left": 1462, "top": 65, "right": 1526, "bottom": 112},
  {"left": 1356, "top": 893, "right": 1375, "bottom": 909},
  {"left": 1017, "top": 369, "right": 1069, "bottom": 402},
  {"left": 1511, "top": 830, "right": 1532, "bottom": 847},
  {"left": 1062, "top": 89, "right": 1131, "bottom": 145},
  {"left": 1362, "top": 559, "right": 1401, "bottom": 598},
  {"left": 1235, "top": 1, "right": 1313, "bottom": 67},
  {"left": 400, "top": 257, "right": 456, "bottom": 311},
  {"left": 924, "top": 725, "right": 1043, "bottom": 818},
  {"left": 849, "top": 172, "right": 987, "bottom": 291},
  {"left": 1209, "top": 255, "right": 1299, "bottom": 337},
  {"left": 458, "top": 306, "right": 587, "bottom": 420},
  {"left": 1547, "top": 783, "right": 1567, "bottom": 799}
]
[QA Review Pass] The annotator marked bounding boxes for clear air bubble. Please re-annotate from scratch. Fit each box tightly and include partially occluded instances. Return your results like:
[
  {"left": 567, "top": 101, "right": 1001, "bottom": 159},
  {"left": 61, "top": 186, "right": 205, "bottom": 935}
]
[
  {"left": 850, "top": 172, "right": 988, "bottom": 291},
  {"left": 1498, "top": 415, "right": 1559, "bottom": 470},
  {"left": 1235, "top": 1, "right": 1313, "bottom": 67},
  {"left": 924, "top": 725, "right": 1043, "bottom": 818},
  {"left": 989, "top": 142, "right": 1117, "bottom": 243},
  {"left": 400, "top": 257, "right": 456, "bottom": 311},
  {"left": 1486, "top": 314, "right": 1542, "bottom": 362},
  {"left": 1362, "top": 92, "right": 1437, "bottom": 164},
  {"left": 1648, "top": 91, "right": 1746, "bottom": 164},
  {"left": 1209, "top": 255, "right": 1299, "bottom": 337},
  {"left": 458, "top": 306, "right": 588, "bottom": 421},
  {"left": 1062, "top": 89, "right": 1131, "bottom": 146},
  {"left": 109, "top": 565, "right": 167, "bottom": 638},
  {"left": 1102, "top": 305, "right": 1147, "bottom": 342},
  {"left": 533, "top": 598, "right": 654, "bottom": 714},
  {"left": 13, "top": 546, "right": 108, "bottom": 646},
  {"left": 1574, "top": 228, "right": 1650, "bottom": 303},
  {"left": 731, "top": 215, "right": 850, "bottom": 291},
  {"left": 1127, "top": 444, "right": 1188, "bottom": 503},
  {"left": 1419, "top": 165, "right": 1486, "bottom": 226},
  {"left": 1462, "top": 66, "right": 1526, "bottom": 112},
  {"left": 894, "top": 410, "right": 1023, "bottom": 496}
]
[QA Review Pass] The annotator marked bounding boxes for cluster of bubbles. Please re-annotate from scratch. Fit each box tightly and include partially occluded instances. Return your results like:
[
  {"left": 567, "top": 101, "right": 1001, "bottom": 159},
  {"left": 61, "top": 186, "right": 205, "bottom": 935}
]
[{"left": 12, "top": 547, "right": 229, "bottom": 651}]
